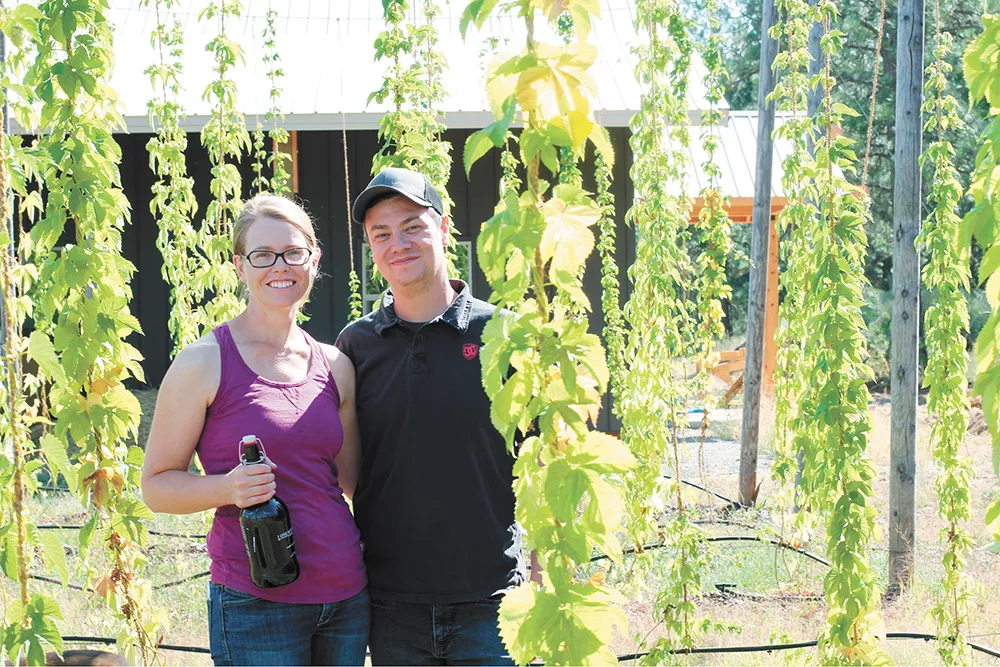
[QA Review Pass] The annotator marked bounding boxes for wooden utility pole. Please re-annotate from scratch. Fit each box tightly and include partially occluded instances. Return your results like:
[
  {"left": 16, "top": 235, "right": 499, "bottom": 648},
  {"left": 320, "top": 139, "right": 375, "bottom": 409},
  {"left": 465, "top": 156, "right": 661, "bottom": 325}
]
[
  {"left": 738, "top": 0, "right": 779, "bottom": 507},
  {"left": 888, "top": 0, "right": 923, "bottom": 597}
]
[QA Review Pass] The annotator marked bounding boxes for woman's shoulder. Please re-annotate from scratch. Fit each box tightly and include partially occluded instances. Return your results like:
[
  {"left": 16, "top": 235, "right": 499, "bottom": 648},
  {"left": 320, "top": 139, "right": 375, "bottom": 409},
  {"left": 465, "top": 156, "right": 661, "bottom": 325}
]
[
  {"left": 162, "top": 332, "right": 223, "bottom": 398},
  {"left": 317, "top": 342, "right": 355, "bottom": 403}
]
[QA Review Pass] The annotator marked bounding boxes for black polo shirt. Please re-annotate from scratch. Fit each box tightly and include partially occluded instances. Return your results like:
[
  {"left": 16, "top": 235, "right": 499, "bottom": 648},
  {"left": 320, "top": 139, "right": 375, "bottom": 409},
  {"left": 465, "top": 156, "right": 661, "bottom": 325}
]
[{"left": 335, "top": 280, "right": 525, "bottom": 603}]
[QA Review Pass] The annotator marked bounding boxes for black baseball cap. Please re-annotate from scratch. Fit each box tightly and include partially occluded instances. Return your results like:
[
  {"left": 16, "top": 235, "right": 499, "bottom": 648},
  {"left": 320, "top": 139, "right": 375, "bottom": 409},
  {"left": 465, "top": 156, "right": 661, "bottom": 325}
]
[{"left": 352, "top": 167, "right": 444, "bottom": 224}]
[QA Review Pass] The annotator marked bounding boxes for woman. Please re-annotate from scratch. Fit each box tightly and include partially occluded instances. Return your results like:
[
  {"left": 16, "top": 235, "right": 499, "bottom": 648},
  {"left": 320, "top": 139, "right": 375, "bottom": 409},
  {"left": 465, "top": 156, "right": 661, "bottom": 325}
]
[{"left": 142, "top": 195, "right": 367, "bottom": 666}]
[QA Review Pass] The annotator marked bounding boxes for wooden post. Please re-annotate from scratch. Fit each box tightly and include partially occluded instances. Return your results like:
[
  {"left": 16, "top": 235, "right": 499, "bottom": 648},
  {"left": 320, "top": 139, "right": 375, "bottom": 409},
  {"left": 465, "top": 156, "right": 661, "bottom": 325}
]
[
  {"left": 290, "top": 130, "right": 299, "bottom": 194},
  {"left": 888, "top": 0, "right": 923, "bottom": 597},
  {"left": 762, "top": 215, "right": 779, "bottom": 390},
  {"left": 738, "top": 0, "right": 779, "bottom": 507}
]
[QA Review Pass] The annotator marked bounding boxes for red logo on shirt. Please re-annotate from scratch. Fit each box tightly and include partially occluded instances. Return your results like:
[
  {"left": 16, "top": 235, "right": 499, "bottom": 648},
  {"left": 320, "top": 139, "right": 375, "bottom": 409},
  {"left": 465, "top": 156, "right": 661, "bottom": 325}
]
[{"left": 463, "top": 343, "right": 479, "bottom": 360}]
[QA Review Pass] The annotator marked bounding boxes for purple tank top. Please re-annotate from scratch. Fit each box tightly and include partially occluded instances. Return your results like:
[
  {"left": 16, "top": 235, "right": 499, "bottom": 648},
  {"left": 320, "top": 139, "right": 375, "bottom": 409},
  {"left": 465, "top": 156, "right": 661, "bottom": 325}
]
[{"left": 196, "top": 323, "right": 366, "bottom": 603}]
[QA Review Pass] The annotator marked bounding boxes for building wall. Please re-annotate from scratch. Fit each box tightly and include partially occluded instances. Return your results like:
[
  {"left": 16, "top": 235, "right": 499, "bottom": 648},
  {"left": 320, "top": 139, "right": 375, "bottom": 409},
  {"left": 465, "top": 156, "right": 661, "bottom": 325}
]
[{"left": 118, "top": 127, "right": 634, "bottom": 430}]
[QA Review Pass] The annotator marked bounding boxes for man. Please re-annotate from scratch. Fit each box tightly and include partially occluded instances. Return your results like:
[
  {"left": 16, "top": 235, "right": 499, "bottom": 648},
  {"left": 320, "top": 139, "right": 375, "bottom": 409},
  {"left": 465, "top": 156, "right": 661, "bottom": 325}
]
[{"left": 335, "top": 167, "right": 525, "bottom": 666}]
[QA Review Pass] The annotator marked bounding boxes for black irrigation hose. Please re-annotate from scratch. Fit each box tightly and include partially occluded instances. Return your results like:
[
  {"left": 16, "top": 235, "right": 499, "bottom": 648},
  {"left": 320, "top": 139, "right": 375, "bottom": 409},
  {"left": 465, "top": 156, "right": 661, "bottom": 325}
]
[
  {"left": 30, "top": 574, "right": 84, "bottom": 591},
  {"left": 589, "top": 534, "right": 831, "bottom": 567},
  {"left": 152, "top": 570, "right": 210, "bottom": 591},
  {"left": 36, "top": 524, "right": 208, "bottom": 540},
  {"left": 31, "top": 570, "right": 212, "bottom": 592},
  {"left": 61, "top": 631, "right": 1000, "bottom": 661},
  {"left": 663, "top": 474, "right": 744, "bottom": 508},
  {"left": 617, "top": 633, "right": 1000, "bottom": 661},
  {"left": 706, "top": 535, "right": 831, "bottom": 567},
  {"left": 62, "top": 636, "right": 210, "bottom": 655}
]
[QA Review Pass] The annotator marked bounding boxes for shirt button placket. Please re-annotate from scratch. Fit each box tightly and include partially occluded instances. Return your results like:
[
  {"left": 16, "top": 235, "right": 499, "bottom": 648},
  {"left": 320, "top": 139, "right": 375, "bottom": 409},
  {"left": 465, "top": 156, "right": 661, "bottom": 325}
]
[{"left": 412, "top": 330, "right": 427, "bottom": 376}]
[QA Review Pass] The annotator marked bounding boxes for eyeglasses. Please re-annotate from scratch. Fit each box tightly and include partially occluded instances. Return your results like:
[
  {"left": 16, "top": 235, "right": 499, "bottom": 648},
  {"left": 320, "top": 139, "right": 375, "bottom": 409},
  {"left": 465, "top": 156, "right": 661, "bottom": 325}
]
[{"left": 239, "top": 247, "right": 313, "bottom": 268}]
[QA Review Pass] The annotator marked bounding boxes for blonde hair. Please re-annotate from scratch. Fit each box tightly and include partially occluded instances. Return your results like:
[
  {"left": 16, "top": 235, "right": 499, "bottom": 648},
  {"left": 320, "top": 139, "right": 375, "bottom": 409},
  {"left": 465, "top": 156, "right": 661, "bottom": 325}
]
[{"left": 233, "top": 194, "right": 318, "bottom": 255}]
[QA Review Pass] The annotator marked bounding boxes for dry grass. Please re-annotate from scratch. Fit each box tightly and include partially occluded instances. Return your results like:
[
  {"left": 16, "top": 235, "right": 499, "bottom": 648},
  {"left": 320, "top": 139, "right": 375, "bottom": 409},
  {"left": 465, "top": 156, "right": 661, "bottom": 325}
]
[
  {"left": 9, "top": 388, "right": 1000, "bottom": 666},
  {"left": 610, "top": 394, "right": 1000, "bottom": 665}
]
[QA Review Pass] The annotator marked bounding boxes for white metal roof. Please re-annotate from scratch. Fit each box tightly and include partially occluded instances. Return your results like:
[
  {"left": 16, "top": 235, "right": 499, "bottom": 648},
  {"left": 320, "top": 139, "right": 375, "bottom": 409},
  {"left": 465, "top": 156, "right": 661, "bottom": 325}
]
[
  {"left": 680, "top": 111, "right": 793, "bottom": 199},
  {"left": 108, "top": 0, "right": 723, "bottom": 132}
]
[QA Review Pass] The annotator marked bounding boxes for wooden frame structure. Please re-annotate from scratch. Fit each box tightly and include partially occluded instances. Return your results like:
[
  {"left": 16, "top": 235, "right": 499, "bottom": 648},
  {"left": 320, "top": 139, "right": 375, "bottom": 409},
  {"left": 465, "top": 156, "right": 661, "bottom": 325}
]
[{"left": 690, "top": 196, "right": 787, "bottom": 399}]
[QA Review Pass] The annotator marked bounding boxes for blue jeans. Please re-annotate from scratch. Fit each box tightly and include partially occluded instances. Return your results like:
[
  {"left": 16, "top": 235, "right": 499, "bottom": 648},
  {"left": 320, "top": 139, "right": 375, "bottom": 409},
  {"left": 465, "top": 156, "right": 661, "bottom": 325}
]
[
  {"left": 368, "top": 594, "right": 513, "bottom": 666},
  {"left": 208, "top": 583, "right": 370, "bottom": 666}
]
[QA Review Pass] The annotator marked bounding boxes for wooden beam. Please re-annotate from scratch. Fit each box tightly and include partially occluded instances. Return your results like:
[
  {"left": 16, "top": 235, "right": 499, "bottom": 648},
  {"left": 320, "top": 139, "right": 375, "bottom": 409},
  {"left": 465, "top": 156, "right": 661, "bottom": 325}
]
[
  {"left": 273, "top": 130, "right": 300, "bottom": 195},
  {"left": 888, "top": 0, "right": 923, "bottom": 597},
  {"left": 739, "top": 0, "right": 779, "bottom": 507},
  {"left": 688, "top": 196, "right": 788, "bottom": 224},
  {"left": 762, "top": 215, "right": 779, "bottom": 391}
]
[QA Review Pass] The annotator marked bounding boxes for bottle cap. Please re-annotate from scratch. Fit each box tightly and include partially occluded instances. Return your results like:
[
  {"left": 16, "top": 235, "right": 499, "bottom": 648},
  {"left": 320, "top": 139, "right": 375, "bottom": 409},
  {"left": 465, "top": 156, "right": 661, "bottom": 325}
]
[{"left": 239, "top": 436, "right": 265, "bottom": 464}]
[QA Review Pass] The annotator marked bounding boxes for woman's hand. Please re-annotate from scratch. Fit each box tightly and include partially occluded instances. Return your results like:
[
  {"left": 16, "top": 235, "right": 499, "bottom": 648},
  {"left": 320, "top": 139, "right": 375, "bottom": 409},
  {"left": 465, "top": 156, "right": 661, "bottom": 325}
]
[{"left": 227, "top": 459, "right": 278, "bottom": 508}]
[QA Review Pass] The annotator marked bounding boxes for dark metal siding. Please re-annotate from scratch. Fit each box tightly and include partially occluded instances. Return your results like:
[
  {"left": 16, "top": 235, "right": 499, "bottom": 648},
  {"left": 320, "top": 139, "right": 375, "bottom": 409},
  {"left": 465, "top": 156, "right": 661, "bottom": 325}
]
[{"left": 118, "top": 128, "right": 633, "bottom": 430}]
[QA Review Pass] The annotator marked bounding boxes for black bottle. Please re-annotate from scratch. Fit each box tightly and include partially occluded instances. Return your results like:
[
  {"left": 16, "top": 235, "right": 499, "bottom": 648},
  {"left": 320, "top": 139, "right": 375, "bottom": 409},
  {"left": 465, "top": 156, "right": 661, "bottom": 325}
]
[{"left": 238, "top": 435, "right": 300, "bottom": 588}]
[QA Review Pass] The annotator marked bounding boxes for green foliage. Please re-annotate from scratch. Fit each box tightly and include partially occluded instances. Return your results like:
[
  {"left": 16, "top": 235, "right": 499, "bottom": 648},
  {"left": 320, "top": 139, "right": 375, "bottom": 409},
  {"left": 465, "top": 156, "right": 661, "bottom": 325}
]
[
  {"left": 962, "top": 14, "right": 1000, "bottom": 553},
  {"left": 691, "top": 0, "right": 733, "bottom": 468},
  {"left": 6, "top": 1, "right": 165, "bottom": 663},
  {"left": 768, "top": 2, "right": 888, "bottom": 663},
  {"left": 920, "top": 10, "right": 974, "bottom": 663},
  {"left": 250, "top": 123, "right": 267, "bottom": 194},
  {"left": 769, "top": 0, "right": 820, "bottom": 542},
  {"left": 144, "top": 0, "right": 201, "bottom": 355},
  {"left": 615, "top": 1, "right": 726, "bottom": 656},
  {"left": 370, "top": 0, "right": 457, "bottom": 277},
  {"left": 465, "top": 1, "right": 633, "bottom": 663},
  {"left": 723, "top": 0, "right": 989, "bottom": 296},
  {"left": 263, "top": 7, "right": 291, "bottom": 197},
  {"left": 617, "top": 0, "right": 694, "bottom": 551},
  {"left": 197, "top": 0, "right": 249, "bottom": 332},
  {"left": 595, "top": 151, "right": 623, "bottom": 399},
  {"left": 0, "top": 8, "right": 45, "bottom": 663}
]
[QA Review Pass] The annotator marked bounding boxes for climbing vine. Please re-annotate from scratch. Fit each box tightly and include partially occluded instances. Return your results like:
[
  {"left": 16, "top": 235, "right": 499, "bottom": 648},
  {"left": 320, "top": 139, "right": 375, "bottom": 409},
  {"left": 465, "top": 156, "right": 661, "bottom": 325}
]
[
  {"left": 370, "top": 0, "right": 456, "bottom": 278},
  {"left": 789, "top": 2, "right": 887, "bottom": 662},
  {"left": 144, "top": 0, "right": 201, "bottom": 354},
  {"left": 962, "top": 15, "right": 1000, "bottom": 551},
  {"left": 250, "top": 122, "right": 267, "bottom": 194},
  {"left": 595, "top": 150, "right": 623, "bottom": 396},
  {"left": 919, "top": 6, "right": 974, "bottom": 663},
  {"left": 263, "top": 8, "right": 290, "bottom": 197},
  {"left": 689, "top": 0, "right": 732, "bottom": 519},
  {"left": 463, "top": 1, "right": 631, "bottom": 663},
  {"left": 0, "top": 7, "right": 54, "bottom": 665},
  {"left": 692, "top": 0, "right": 733, "bottom": 438},
  {"left": 615, "top": 1, "right": 722, "bottom": 657},
  {"left": 617, "top": 0, "right": 689, "bottom": 549},
  {"left": 768, "top": 0, "right": 820, "bottom": 537},
  {"left": 13, "top": 1, "right": 163, "bottom": 663},
  {"left": 196, "top": 0, "right": 248, "bottom": 331}
]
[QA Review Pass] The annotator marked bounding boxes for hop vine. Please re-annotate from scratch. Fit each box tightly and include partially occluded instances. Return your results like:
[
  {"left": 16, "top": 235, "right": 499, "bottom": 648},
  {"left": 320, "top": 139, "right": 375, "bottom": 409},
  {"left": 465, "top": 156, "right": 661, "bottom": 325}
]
[
  {"left": 197, "top": 0, "right": 249, "bottom": 331},
  {"left": 19, "top": 1, "right": 164, "bottom": 662},
  {"left": 962, "top": 15, "right": 1000, "bottom": 551},
  {"left": 919, "top": 9, "right": 974, "bottom": 663},
  {"left": 463, "top": 1, "right": 632, "bottom": 663},
  {"left": 790, "top": 3, "right": 887, "bottom": 662},
  {"left": 769, "top": 0, "right": 822, "bottom": 540},
  {"left": 692, "top": 0, "right": 733, "bottom": 441},
  {"left": 370, "top": 0, "right": 456, "bottom": 279},
  {"left": 0, "top": 7, "right": 53, "bottom": 664},
  {"left": 263, "top": 7, "right": 290, "bottom": 197},
  {"left": 144, "top": 0, "right": 201, "bottom": 354},
  {"left": 595, "top": 150, "right": 624, "bottom": 398}
]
